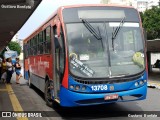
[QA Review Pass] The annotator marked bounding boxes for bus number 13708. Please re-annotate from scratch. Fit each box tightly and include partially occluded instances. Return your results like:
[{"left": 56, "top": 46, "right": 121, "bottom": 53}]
[{"left": 91, "top": 85, "right": 108, "bottom": 91}]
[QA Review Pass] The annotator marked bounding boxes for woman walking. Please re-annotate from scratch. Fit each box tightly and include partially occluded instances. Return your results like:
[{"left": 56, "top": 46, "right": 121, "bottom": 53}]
[
  {"left": 15, "top": 58, "right": 22, "bottom": 84},
  {"left": 6, "top": 57, "right": 13, "bottom": 84}
]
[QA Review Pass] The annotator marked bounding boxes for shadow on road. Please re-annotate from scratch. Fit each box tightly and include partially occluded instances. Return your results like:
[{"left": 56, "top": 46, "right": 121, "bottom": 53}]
[{"left": 52, "top": 103, "right": 143, "bottom": 119}]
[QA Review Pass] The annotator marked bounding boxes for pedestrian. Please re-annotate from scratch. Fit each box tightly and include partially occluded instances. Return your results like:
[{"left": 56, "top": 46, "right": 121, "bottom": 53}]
[
  {"left": 1, "top": 58, "right": 7, "bottom": 83},
  {"left": 15, "top": 58, "right": 22, "bottom": 84},
  {"left": 6, "top": 57, "right": 13, "bottom": 84},
  {"left": 2, "top": 58, "right": 7, "bottom": 73},
  {"left": 11, "top": 58, "right": 16, "bottom": 74},
  {"left": 0, "top": 57, "right": 2, "bottom": 79},
  {"left": 1, "top": 72, "right": 7, "bottom": 83}
]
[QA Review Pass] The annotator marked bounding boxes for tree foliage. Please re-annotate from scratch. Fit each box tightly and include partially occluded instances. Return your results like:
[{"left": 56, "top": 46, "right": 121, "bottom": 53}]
[
  {"left": 141, "top": 6, "right": 160, "bottom": 40},
  {"left": 8, "top": 41, "right": 21, "bottom": 55}
]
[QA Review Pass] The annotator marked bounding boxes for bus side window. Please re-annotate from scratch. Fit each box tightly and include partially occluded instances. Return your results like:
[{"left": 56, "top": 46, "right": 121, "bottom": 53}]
[{"left": 44, "top": 27, "right": 51, "bottom": 54}]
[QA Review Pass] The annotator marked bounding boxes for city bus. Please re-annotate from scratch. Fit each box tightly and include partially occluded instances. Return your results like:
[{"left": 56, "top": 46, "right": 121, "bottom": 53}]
[{"left": 23, "top": 4, "right": 147, "bottom": 107}]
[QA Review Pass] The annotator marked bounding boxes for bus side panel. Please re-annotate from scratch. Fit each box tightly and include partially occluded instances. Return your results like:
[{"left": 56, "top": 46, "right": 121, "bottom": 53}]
[
  {"left": 30, "top": 73, "right": 45, "bottom": 92},
  {"left": 39, "top": 54, "right": 53, "bottom": 92},
  {"left": 29, "top": 54, "right": 53, "bottom": 92}
]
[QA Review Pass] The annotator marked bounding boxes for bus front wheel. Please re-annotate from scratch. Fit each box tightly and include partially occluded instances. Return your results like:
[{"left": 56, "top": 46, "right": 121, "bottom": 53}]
[{"left": 45, "top": 80, "right": 53, "bottom": 107}]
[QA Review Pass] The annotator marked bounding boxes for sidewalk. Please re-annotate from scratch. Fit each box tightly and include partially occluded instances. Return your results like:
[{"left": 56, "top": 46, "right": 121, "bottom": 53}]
[{"left": 148, "top": 68, "right": 160, "bottom": 90}]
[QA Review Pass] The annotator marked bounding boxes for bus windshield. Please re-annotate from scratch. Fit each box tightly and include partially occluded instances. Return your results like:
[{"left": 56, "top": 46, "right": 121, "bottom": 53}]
[{"left": 66, "top": 22, "right": 145, "bottom": 78}]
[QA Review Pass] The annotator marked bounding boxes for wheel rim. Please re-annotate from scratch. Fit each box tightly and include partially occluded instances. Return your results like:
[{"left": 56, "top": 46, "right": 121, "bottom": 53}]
[{"left": 46, "top": 82, "right": 52, "bottom": 103}]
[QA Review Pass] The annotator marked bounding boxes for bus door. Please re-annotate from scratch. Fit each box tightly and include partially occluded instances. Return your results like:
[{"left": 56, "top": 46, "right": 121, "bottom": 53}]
[{"left": 53, "top": 25, "right": 65, "bottom": 100}]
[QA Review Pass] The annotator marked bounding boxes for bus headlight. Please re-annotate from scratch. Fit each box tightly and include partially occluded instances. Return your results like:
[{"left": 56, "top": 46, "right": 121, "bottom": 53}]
[
  {"left": 144, "top": 80, "right": 147, "bottom": 83},
  {"left": 70, "top": 85, "right": 74, "bottom": 89},
  {"left": 75, "top": 85, "right": 80, "bottom": 90},
  {"left": 139, "top": 81, "right": 144, "bottom": 85},
  {"left": 135, "top": 82, "right": 138, "bottom": 87}
]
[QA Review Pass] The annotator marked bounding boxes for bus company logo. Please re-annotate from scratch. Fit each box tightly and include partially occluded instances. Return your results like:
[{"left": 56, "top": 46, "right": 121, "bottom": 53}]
[
  {"left": 2, "top": 112, "right": 11, "bottom": 117},
  {"left": 110, "top": 86, "right": 114, "bottom": 91}
]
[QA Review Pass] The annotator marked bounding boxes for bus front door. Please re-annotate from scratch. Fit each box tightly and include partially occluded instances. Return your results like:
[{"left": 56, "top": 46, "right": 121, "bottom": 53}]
[
  {"left": 53, "top": 26, "right": 61, "bottom": 102},
  {"left": 54, "top": 47, "right": 61, "bottom": 101}
]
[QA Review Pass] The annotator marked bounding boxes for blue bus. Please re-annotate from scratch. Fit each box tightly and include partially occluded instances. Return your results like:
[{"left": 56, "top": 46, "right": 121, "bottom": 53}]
[{"left": 23, "top": 4, "right": 147, "bottom": 107}]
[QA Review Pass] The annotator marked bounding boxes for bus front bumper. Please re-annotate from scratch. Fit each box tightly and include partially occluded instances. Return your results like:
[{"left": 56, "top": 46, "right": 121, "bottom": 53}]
[{"left": 59, "top": 84, "right": 147, "bottom": 107}]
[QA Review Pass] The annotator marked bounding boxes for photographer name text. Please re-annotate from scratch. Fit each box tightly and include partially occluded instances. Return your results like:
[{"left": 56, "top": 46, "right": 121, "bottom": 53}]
[
  {"left": 128, "top": 114, "right": 158, "bottom": 118},
  {"left": 1, "top": 4, "right": 32, "bottom": 9}
]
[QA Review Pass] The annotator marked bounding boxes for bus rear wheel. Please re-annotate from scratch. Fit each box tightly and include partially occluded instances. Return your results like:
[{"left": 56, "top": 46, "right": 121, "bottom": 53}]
[{"left": 45, "top": 80, "right": 53, "bottom": 107}]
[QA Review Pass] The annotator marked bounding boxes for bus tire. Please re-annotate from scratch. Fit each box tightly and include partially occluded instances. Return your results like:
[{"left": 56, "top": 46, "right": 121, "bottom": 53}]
[{"left": 45, "top": 80, "right": 53, "bottom": 107}]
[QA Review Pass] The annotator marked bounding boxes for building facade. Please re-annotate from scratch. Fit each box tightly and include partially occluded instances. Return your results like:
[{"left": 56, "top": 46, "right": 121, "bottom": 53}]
[{"left": 101, "top": 0, "right": 160, "bottom": 12}]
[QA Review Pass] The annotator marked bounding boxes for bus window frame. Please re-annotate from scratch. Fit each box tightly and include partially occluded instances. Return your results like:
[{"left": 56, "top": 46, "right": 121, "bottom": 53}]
[
  {"left": 38, "top": 31, "right": 44, "bottom": 54},
  {"left": 33, "top": 36, "right": 37, "bottom": 55},
  {"left": 44, "top": 26, "right": 51, "bottom": 54}
]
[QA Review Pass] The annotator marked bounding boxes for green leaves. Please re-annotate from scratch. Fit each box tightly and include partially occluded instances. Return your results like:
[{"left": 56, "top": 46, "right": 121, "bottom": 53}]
[
  {"left": 8, "top": 41, "right": 21, "bottom": 55},
  {"left": 141, "top": 6, "right": 160, "bottom": 40}
]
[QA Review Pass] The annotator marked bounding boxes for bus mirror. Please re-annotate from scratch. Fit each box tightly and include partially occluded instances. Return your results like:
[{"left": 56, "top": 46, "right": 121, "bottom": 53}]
[{"left": 57, "top": 22, "right": 61, "bottom": 37}]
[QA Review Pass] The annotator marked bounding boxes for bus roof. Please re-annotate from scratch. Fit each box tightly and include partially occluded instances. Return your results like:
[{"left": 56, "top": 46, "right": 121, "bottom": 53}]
[
  {"left": 23, "top": 4, "right": 136, "bottom": 43},
  {"left": 61, "top": 4, "right": 134, "bottom": 9}
]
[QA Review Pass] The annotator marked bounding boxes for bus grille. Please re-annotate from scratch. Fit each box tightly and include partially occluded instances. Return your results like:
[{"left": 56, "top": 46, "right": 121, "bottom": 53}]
[{"left": 74, "top": 75, "right": 143, "bottom": 85}]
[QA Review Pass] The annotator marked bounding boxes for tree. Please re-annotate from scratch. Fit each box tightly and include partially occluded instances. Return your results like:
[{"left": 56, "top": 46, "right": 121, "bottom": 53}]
[
  {"left": 142, "top": 6, "right": 160, "bottom": 40},
  {"left": 8, "top": 41, "right": 21, "bottom": 55}
]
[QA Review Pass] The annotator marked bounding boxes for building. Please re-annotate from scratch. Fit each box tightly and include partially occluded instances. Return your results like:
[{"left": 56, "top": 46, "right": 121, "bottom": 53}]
[
  {"left": 101, "top": 0, "right": 160, "bottom": 12},
  {"left": 11, "top": 33, "right": 19, "bottom": 42},
  {"left": 147, "top": 0, "right": 160, "bottom": 9},
  {"left": 101, "top": 0, "right": 132, "bottom": 6},
  {"left": 132, "top": 0, "right": 160, "bottom": 12},
  {"left": 136, "top": 0, "right": 148, "bottom": 12}
]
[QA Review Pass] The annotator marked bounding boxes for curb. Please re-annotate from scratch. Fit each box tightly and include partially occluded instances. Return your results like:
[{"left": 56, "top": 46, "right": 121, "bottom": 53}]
[{"left": 147, "top": 82, "right": 160, "bottom": 90}]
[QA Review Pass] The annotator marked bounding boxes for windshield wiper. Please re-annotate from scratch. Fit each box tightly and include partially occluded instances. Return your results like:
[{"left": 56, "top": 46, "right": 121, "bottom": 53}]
[
  {"left": 81, "top": 18, "right": 102, "bottom": 40},
  {"left": 112, "top": 17, "right": 125, "bottom": 51}
]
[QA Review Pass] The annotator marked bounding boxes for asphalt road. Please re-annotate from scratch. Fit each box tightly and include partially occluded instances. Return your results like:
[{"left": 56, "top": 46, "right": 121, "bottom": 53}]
[
  {"left": 0, "top": 64, "right": 160, "bottom": 120},
  {"left": 2, "top": 77, "right": 159, "bottom": 120}
]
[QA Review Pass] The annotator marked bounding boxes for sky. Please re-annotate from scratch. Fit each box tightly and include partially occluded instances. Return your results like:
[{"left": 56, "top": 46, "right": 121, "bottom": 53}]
[{"left": 18, "top": 0, "right": 101, "bottom": 39}]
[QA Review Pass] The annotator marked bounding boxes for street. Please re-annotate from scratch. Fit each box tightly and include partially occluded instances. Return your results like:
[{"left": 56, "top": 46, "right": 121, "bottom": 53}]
[{"left": 0, "top": 70, "right": 160, "bottom": 120}]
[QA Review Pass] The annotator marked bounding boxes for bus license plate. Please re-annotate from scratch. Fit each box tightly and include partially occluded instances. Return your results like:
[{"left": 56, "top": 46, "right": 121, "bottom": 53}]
[{"left": 104, "top": 94, "right": 119, "bottom": 100}]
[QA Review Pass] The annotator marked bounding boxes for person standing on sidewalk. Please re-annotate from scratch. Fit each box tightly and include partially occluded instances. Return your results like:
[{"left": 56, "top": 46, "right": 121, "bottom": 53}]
[
  {"left": 1, "top": 58, "right": 7, "bottom": 83},
  {"left": 0, "top": 57, "right": 2, "bottom": 79},
  {"left": 15, "top": 58, "right": 22, "bottom": 84},
  {"left": 6, "top": 57, "right": 13, "bottom": 84}
]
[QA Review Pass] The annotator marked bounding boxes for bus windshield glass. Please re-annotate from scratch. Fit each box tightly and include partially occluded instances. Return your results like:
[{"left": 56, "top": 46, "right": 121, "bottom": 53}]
[{"left": 66, "top": 22, "right": 145, "bottom": 78}]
